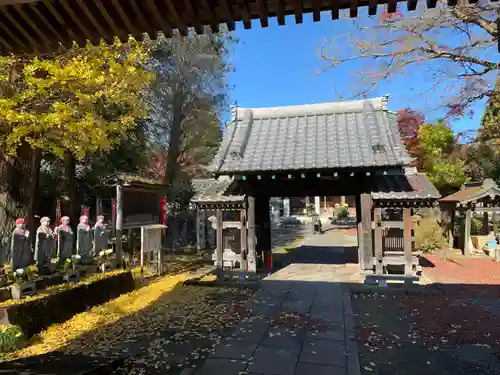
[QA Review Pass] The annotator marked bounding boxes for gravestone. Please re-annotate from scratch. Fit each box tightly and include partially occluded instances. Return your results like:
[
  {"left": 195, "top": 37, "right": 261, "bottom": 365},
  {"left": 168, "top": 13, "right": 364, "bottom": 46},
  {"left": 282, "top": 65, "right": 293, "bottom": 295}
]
[
  {"left": 10, "top": 218, "right": 31, "bottom": 270},
  {"left": 56, "top": 216, "right": 74, "bottom": 260},
  {"left": 35, "top": 216, "right": 56, "bottom": 269},
  {"left": 93, "top": 215, "right": 110, "bottom": 255},
  {"left": 76, "top": 215, "right": 92, "bottom": 258}
]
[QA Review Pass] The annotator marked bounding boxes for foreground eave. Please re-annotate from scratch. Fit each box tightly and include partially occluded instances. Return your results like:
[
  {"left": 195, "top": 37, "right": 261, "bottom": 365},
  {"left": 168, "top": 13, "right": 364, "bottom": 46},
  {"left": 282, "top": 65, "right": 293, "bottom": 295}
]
[{"left": 0, "top": 0, "right": 493, "bottom": 54}]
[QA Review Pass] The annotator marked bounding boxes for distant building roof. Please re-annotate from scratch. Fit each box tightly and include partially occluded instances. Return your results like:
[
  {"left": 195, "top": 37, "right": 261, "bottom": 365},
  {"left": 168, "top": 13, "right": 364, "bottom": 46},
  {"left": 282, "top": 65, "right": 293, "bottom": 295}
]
[
  {"left": 440, "top": 179, "right": 500, "bottom": 204},
  {"left": 103, "top": 173, "right": 166, "bottom": 190},
  {"left": 191, "top": 177, "right": 244, "bottom": 205},
  {"left": 371, "top": 169, "right": 441, "bottom": 202},
  {"left": 211, "top": 96, "right": 412, "bottom": 175}
]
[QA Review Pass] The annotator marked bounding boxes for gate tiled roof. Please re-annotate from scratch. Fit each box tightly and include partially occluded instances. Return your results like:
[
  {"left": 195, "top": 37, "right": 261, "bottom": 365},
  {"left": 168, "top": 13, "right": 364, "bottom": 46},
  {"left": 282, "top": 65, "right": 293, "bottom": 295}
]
[
  {"left": 211, "top": 97, "right": 412, "bottom": 175},
  {"left": 371, "top": 171, "right": 441, "bottom": 201}
]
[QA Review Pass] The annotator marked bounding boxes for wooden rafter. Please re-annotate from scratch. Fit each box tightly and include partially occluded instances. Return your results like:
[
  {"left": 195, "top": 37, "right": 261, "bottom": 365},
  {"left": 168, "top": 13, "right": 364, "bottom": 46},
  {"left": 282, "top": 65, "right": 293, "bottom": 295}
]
[
  {"left": 276, "top": 0, "right": 285, "bottom": 26},
  {"left": 146, "top": 0, "right": 173, "bottom": 38},
  {"left": 110, "top": 0, "right": 138, "bottom": 39},
  {"left": 60, "top": 0, "right": 92, "bottom": 45},
  {"left": 256, "top": 0, "right": 269, "bottom": 27},
  {"left": 184, "top": 0, "right": 204, "bottom": 34},
  {"left": 293, "top": 0, "right": 303, "bottom": 23},
  {"left": 165, "top": 0, "right": 188, "bottom": 36},
  {"left": 220, "top": 0, "right": 236, "bottom": 31},
  {"left": 14, "top": 4, "right": 51, "bottom": 49},
  {"left": 93, "top": 0, "right": 123, "bottom": 41},
  {"left": 368, "top": 0, "right": 378, "bottom": 15},
  {"left": 312, "top": 0, "right": 321, "bottom": 22},
  {"left": 238, "top": 0, "right": 252, "bottom": 30},
  {"left": 127, "top": 0, "right": 155, "bottom": 39},
  {"left": 0, "top": 0, "right": 496, "bottom": 54},
  {"left": 2, "top": 7, "right": 38, "bottom": 49},
  {"left": 75, "top": 0, "right": 106, "bottom": 43}
]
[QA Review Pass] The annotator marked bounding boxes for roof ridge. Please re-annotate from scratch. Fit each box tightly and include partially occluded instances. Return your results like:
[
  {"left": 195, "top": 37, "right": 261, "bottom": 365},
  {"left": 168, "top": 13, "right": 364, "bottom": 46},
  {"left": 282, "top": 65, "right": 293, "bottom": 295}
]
[{"left": 234, "top": 97, "right": 388, "bottom": 120}]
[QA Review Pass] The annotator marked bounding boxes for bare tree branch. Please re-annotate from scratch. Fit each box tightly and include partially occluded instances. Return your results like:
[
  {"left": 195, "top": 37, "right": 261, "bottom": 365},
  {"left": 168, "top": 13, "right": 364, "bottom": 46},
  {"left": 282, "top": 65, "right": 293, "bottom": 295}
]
[{"left": 320, "top": 2, "right": 499, "bottom": 116}]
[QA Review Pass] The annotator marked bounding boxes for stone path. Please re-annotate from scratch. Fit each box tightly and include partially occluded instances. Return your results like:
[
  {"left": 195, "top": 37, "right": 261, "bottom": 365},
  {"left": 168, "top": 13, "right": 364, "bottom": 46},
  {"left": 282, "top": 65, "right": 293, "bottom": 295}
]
[{"left": 192, "top": 230, "right": 362, "bottom": 375}]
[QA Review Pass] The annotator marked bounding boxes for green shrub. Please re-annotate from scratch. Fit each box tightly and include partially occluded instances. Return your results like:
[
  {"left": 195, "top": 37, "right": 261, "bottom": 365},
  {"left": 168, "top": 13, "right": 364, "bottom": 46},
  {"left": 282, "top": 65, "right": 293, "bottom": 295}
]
[
  {"left": 334, "top": 204, "right": 349, "bottom": 219},
  {"left": 455, "top": 217, "right": 483, "bottom": 236},
  {"left": 0, "top": 325, "right": 26, "bottom": 352},
  {"left": 414, "top": 217, "right": 447, "bottom": 253}
]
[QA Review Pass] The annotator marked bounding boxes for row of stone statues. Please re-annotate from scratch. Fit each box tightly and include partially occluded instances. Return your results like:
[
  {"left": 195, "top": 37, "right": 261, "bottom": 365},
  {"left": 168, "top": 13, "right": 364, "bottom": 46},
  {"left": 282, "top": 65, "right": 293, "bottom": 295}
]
[{"left": 10, "top": 215, "right": 111, "bottom": 271}]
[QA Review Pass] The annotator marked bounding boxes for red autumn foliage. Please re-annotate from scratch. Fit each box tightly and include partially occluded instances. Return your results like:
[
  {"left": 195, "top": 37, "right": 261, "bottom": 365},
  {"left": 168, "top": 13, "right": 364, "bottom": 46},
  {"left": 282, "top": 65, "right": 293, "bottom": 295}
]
[
  {"left": 146, "top": 150, "right": 208, "bottom": 181},
  {"left": 396, "top": 108, "right": 425, "bottom": 169},
  {"left": 380, "top": 9, "right": 404, "bottom": 22}
]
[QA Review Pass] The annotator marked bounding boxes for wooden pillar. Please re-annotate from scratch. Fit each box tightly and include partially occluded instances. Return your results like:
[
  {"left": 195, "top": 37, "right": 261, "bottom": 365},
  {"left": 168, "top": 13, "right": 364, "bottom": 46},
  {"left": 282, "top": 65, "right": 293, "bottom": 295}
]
[
  {"left": 373, "top": 206, "right": 383, "bottom": 275},
  {"left": 115, "top": 184, "right": 123, "bottom": 266},
  {"left": 483, "top": 212, "right": 489, "bottom": 235},
  {"left": 255, "top": 196, "right": 271, "bottom": 257},
  {"left": 355, "top": 194, "right": 364, "bottom": 269},
  {"left": 464, "top": 208, "right": 472, "bottom": 256},
  {"left": 215, "top": 209, "right": 224, "bottom": 277},
  {"left": 360, "top": 193, "right": 373, "bottom": 271},
  {"left": 441, "top": 205, "right": 455, "bottom": 250},
  {"left": 261, "top": 197, "right": 271, "bottom": 253},
  {"left": 196, "top": 209, "right": 206, "bottom": 250},
  {"left": 240, "top": 207, "right": 248, "bottom": 271},
  {"left": 247, "top": 196, "right": 257, "bottom": 272},
  {"left": 96, "top": 196, "right": 103, "bottom": 218},
  {"left": 403, "top": 207, "right": 412, "bottom": 275}
]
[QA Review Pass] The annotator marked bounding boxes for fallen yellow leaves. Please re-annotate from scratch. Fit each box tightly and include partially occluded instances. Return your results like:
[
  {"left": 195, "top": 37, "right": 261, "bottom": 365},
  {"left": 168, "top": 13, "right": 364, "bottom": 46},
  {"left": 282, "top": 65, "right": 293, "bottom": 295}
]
[
  {"left": 0, "top": 269, "right": 129, "bottom": 307},
  {"left": 0, "top": 271, "right": 195, "bottom": 361}
]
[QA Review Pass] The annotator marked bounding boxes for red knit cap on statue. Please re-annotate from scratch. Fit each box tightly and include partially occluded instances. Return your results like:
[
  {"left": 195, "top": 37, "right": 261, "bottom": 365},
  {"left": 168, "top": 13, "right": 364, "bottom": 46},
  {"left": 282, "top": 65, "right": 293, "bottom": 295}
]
[{"left": 15, "top": 218, "right": 25, "bottom": 225}]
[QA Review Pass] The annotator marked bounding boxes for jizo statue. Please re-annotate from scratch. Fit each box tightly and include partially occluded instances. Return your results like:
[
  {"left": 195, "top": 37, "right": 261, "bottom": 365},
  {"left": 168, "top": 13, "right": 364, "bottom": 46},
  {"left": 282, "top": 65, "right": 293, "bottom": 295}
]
[
  {"left": 93, "top": 215, "right": 109, "bottom": 255},
  {"left": 56, "top": 216, "right": 73, "bottom": 260},
  {"left": 10, "top": 218, "right": 32, "bottom": 270},
  {"left": 76, "top": 215, "right": 92, "bottom": 258},
  {"left": 35, "top": 217, "right": 56, "bottom": 268}
]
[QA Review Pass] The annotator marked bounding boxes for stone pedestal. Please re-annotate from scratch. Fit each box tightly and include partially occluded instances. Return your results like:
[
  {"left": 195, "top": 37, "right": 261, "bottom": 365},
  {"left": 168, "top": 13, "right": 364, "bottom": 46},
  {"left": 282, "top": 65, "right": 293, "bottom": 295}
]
[
  {"left": 283, "top": 198, "right": 290, "bottom": 217},
  {"left": 314, "top": 196, "right": 321, "bottom": 215}
]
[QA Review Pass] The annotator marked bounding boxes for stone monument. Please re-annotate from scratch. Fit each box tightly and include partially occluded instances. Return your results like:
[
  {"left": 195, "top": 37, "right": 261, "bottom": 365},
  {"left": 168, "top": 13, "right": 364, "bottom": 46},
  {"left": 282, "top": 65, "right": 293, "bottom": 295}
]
[
  {"left": 35, "top": 216, "right": 56, "bottom": 269},
  {"left": 56, "top": 216, "right": 74, "bottom": 260},
  {"left": 76, "top": 215, "right": 92, "bottom": 258},
  {"left": 93, "top": 215, "right": 109, "bottom": 255},
  {"left": 10, "top": 218, "right": 31, "bottom": 270}
]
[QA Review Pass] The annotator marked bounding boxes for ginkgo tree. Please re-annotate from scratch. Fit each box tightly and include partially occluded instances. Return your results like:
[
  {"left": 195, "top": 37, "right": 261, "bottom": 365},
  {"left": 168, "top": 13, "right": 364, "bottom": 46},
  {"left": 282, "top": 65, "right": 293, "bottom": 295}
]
[
  {"left": 0, "top": 38, "right": 153, "bottom": 243},
  {"left": 0, "top": 38, "right": 153, "bottom": 158}
]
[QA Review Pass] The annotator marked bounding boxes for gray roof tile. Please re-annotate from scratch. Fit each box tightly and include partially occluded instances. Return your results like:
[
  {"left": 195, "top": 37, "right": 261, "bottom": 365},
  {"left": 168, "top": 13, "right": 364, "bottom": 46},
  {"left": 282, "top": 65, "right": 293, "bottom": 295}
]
[
  {"left": 191, "top": 178, "right": 244, "bottom": 203},
  {"left": 371, "top": 171, "right": 441, "bottom": 201},
  {"left": 211, "top": 97, "right": 412, "bottom": 174}
]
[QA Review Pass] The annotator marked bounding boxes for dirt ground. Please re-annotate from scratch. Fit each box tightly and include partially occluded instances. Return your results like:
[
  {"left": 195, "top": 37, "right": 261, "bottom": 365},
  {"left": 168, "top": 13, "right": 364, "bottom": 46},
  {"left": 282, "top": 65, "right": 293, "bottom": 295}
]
[
  {"left": 352, "top": 285, "right": 500, "bottom": 375},
  {"left": 422, "top": 254, "right": 500, "bottom": 285}
]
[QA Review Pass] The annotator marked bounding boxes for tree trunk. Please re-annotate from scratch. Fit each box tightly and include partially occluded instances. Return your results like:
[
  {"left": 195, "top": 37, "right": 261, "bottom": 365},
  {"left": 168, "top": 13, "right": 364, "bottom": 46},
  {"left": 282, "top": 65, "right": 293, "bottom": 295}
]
[
  {"left": 64, "top": 151, "right": 79, "bottom": 226},
  {"left": 26, "top": 148, "right": 42, "bottom": 243},
  {"left": 0, "top": 145, "right": 33, "bottom": 262},
  {"left": 163, "top": 95, "right": 184, "bottom": 249}
]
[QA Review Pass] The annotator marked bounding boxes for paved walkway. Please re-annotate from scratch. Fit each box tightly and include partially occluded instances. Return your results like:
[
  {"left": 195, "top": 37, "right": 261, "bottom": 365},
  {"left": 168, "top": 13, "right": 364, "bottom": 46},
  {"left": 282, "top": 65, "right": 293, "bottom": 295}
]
[{"left": 193, "top": 231, "right": 362, "bottom": 375}]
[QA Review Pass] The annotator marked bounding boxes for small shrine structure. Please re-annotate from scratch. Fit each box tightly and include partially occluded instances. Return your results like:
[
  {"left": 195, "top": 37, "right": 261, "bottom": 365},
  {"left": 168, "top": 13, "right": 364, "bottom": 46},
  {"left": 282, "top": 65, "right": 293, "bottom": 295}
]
[
  {"left": 191, "top": 177, "right": 249, "bottom": 271},
  {"left": 191, "top": 176, "right": 249, "bottom": 271},
  {"left": 101, "top": 173, "right": 167, "bottom": 265},
  {"left": 369, "top": 168, "right": 441, "bottom": 275},
  {"left": 440, "top": 179, "right": 500, "bottom": 256}
]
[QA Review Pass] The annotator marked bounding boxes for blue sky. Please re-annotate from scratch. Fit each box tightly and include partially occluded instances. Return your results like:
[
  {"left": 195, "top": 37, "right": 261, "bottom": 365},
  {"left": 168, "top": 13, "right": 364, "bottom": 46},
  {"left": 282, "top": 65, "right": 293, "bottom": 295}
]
[{"left": 227, "top": 9, "right": 491, "bottom": 137}]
